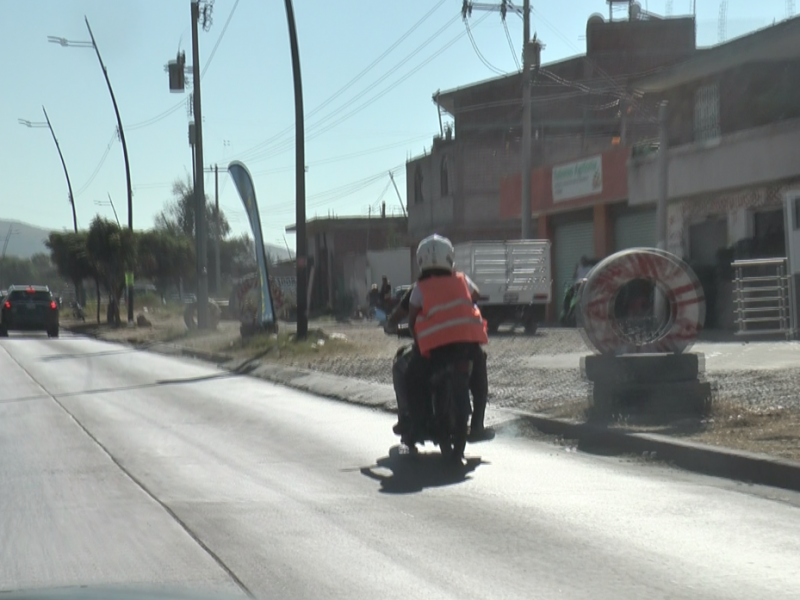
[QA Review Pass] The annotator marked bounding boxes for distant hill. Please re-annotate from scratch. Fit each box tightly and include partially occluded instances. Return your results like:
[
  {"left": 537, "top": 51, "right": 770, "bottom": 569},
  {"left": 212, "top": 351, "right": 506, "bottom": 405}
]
[
  {"left": 0, "top": 219, "right": 53, "bottom": 259},
  {"left": 0, "top": 218, "right": 295, "bottom": 262}
]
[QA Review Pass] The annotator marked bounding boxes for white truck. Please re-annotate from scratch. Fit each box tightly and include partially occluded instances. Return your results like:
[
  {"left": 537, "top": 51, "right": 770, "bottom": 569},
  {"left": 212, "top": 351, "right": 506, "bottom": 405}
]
[{"left": 454, "top": 240, "right": 552, "bottom": 335}]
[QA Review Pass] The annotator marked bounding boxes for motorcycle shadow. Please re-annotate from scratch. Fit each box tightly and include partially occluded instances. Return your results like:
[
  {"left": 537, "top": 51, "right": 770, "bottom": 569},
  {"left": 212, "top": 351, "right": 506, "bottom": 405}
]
[{"left": 360, "top": 445, "right": 485, "bottom": 495}]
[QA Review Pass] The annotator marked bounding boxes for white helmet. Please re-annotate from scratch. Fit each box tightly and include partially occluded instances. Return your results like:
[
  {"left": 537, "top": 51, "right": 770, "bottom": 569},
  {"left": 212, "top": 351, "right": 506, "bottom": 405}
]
[{"left": 416, "top": 234, "right": 455, "bottom": 274}]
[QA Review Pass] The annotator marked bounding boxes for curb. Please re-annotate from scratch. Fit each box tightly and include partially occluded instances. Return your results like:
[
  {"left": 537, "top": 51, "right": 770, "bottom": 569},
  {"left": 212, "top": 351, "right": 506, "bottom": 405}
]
[
  {"left": 499, "top": 409, "right": 800, "bottom": 493},
  {"left": 64, "top": 325, "right": 800, "bottom": 493}
]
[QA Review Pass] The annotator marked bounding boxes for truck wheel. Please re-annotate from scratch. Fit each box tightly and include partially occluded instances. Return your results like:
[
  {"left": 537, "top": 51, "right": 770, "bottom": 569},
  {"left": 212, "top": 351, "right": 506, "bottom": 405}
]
[{"left": 0, "top": 326, "right": 7, "bottom": 337}]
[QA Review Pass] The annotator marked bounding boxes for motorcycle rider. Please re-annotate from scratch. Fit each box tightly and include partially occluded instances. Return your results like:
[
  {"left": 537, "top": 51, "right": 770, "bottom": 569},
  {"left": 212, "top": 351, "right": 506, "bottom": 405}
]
[{"left": 386, "top": 234, "right": 490, "bottom": 442}]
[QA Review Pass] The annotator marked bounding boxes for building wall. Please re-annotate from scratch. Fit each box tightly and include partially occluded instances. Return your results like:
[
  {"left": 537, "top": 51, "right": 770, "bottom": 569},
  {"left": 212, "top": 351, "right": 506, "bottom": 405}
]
[
  {"left": 500, "top": 146, "right": 630, "bottom": 218},
  {"left": 628, "top": 117, "right": 800, "bottom": 207}
]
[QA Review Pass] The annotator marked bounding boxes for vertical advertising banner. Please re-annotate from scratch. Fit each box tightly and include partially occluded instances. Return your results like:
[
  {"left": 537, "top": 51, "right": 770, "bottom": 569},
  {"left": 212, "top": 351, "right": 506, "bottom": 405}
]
[{"left": 228, "top": 160, "right": 276, "bottom": 328}]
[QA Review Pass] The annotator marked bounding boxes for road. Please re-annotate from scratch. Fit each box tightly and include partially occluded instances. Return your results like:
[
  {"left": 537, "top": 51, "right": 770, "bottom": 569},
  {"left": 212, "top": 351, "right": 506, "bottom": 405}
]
[{"left": 1, "top": 334, "right": 799, "bottom": 600}]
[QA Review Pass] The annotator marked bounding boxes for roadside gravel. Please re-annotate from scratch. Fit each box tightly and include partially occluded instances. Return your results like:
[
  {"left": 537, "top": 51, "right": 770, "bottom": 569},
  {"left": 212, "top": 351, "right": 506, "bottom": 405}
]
[{"left": 276, "top": 320, "right": 800, "bottom": 415}]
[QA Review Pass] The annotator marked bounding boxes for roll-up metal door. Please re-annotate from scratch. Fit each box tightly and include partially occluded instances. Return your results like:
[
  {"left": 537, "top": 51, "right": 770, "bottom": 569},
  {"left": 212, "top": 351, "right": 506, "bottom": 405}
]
[
  {"left": 614, "top": 209, "right": 657, "bottom": 252},
  {"left": 554, "top": 220, "right": 595, "bottom": 304}
]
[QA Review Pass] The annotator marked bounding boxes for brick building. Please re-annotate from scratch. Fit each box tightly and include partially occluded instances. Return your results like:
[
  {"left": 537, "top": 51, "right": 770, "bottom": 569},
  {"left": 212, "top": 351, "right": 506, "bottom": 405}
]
[
  {"left": 406, "top": 2, "right": 697, "bottom": 316},
  {"left": 626, "top": 15, "right": 800, "bottom": 328}
]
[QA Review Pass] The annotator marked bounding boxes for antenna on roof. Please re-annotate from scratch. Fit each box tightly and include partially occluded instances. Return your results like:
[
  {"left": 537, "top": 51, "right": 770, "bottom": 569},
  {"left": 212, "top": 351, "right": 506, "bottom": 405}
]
[{"left": 718, "top": 0, "right": 728, "bottom": 42}]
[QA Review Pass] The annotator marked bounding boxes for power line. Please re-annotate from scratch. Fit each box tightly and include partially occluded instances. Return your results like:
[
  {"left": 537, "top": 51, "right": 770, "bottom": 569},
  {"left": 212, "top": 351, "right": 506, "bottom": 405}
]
[
  {"left": 234, "top": 7, "right": 462, "bottom": 162},
  {"left": 74, "top": 131, "right": 118, "bottom": 196},
  {"left": 503, "top": 19, "right": 521, "bottom": 70},
  {"left": 202, "top": 0, "right": 240, "bottom": 77},
  {"left": 250, "top": 133, "right": 434, "bottom": 175},
  {"left": 464, "top": 18, "right": 506, "bottom": 75},
  {"left": 126, "top": 0, "right": 240, "bottom": 131},
  {"left": 238, "top": 12, "right": 491, "bottom": 165}
]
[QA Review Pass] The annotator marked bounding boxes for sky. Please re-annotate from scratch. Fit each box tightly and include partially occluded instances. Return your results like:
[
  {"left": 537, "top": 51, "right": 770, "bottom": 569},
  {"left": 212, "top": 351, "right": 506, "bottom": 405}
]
[{"left": 0, "top": 0, "right": 790, "bottom": 251}]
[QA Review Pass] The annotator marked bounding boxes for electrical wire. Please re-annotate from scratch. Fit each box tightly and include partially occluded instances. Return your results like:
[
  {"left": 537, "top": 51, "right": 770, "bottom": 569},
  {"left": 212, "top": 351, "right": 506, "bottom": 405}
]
[
  {"left": 465, "top": 18, "right": 506, "bottom": 75},
  {"left": 234, "top": 8, "right": 463, "bottom": 162},
  {"left": 262, "top": 163, "right": 406, "bottom": 216},
  {"left": 126, "top": 0, "right": 240, "bottom": 131},
  {"left": 503, "top": 18, "right": 521, "bottom": 70},
  {"left": 74, "top": 131, "right": 118, "bottom": 197},
  {"left": 238, "top": 12, "right": 491, "bottom": 165},
  {"left": 202, "top": 0, "right": 240, "bottom": 77},
  {"left": 250, "top": 133, "right": 433, "bottom": 176}
]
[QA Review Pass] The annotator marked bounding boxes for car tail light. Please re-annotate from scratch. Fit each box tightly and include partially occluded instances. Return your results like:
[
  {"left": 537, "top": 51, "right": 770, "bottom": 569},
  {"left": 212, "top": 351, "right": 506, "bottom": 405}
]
[
  {"left": 50, "top": 301, "right": 57, "bottom": 310},
  {"left": 3, "top": 301, "right": 9, "bottom": 309}
]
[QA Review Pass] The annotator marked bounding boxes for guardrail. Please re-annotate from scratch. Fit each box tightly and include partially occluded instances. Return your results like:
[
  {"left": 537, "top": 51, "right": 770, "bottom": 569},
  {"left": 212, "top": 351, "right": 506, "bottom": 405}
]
[{"left": 732, "top": 257, "right": 793, "bottom": 339}]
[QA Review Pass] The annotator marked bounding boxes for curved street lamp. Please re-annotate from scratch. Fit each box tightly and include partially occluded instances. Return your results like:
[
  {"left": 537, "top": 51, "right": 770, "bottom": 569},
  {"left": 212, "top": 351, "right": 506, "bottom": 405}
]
[
  {"left": 18, "top": 106, "right": 78, "bottom": 233},
  {"left": 49, "top": 16, "right": 135, "bottom": 323}
]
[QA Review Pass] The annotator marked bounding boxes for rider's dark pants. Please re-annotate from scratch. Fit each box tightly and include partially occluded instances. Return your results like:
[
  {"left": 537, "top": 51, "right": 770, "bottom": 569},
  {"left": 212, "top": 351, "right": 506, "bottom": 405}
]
[{"left": 394, "top": 343, "right": 488, "bottom": 427}]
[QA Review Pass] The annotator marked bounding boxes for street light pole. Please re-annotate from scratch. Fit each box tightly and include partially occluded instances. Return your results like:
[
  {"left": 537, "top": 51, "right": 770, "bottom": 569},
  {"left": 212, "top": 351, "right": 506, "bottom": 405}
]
[
  {"left": 18, "top": 108, "right": 77, "bottom": 233},
  {"left": 84, "top": 17, "right": 134, "bottom": 323},
  {"left": 42, "top": 107, "right": 78, "bottom": 233},
  {"left": 283, "top": 0, "right": 308, "bottom": 340},
  {"left": 49, "top": 19, "right": 135, "bottom": 322}
]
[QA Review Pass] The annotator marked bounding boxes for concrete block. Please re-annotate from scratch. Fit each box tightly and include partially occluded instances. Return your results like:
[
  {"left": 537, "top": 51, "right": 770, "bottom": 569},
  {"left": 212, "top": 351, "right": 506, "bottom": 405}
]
[
  {"left": 590, "top": 380, "right": 713, "bottom": 420},
  {"left": 581, "top": 353, "right": 705, "bottom": 384}
]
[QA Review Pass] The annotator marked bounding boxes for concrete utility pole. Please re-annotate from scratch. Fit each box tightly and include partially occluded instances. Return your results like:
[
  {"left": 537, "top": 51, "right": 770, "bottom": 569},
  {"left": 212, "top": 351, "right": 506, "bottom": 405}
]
[
  {"left": 191, "top": 0, "right": 210, "bottom": 328},
  {"left": 461, "top": 1, "right": 538, "bottom": 238},
  {"left": 520, "top": 0, "right": 532, "bottom": 239},
  {"left": 214, "top": 164, "right": 221, "bottom": 295}
]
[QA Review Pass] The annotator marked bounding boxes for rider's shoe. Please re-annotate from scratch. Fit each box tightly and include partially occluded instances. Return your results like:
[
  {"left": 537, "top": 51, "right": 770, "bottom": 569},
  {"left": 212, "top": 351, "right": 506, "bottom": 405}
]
[{"left": 393, "top": 414, "right": 412, "bottom": 435}]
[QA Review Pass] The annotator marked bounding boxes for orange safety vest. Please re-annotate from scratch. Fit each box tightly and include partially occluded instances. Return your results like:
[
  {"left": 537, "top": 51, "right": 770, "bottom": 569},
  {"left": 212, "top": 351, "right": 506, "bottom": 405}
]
[{"left": 414, "top": 272, "right": 489, "bottom": 357}]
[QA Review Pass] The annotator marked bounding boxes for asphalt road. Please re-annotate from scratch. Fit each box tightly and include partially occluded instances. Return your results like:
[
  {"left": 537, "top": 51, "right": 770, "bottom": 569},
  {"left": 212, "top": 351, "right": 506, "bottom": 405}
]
[{"left": 2, "top": 333, "right": 800, "bottom": 600}]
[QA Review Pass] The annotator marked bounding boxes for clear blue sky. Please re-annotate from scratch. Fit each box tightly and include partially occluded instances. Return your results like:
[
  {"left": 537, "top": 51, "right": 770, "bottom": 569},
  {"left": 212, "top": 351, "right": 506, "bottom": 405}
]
[{"left": 0, "top": 0, "right": 786, "bottom": 250}]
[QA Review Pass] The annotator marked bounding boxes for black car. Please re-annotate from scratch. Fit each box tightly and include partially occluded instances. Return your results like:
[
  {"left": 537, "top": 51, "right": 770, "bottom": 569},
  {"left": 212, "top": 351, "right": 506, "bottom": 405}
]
[{"left": 0, "top": 284, "right": 60, "bottom": 338}]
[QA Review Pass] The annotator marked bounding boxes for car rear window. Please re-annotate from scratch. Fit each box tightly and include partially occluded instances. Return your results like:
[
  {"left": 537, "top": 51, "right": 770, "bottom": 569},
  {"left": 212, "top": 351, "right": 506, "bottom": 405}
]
[{"left": 8, "top": 290, "right": 52, "bottom": 302}]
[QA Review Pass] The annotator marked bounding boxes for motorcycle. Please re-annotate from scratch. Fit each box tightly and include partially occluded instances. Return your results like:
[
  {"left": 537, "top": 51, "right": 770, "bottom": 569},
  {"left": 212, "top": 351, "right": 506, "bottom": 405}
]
[
  {"left": 559, "top": 279, "right": 586, "bottom": 327},
  {"left": 386, "top": 323, "right": 473, "bottom": 462},
  {"left": 72, "top": 302, "right": 86, "bottom": 323}
]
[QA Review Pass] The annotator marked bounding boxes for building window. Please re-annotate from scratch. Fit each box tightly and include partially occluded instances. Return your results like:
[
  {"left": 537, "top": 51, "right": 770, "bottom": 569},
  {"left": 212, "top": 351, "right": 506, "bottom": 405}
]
[
  {"left": 414, "top": 165, "right": 424, "bottom": 204},
  {"left": 440, "top": 155, "right": 449, "bottom": 196},
  {"left": 694, "top": 82, "right": 721, "bottom": 142}
]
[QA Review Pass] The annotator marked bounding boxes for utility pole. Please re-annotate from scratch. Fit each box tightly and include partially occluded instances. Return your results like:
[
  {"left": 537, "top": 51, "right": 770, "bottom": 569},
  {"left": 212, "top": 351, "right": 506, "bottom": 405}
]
[
  {"left": 214, "top": 164, "right": 221, "bottom": 295},
  {"left": 388, "top": 171, "right": 407, "bottom": 218},
  {"left": 191, "top": 0, "right": 211, "bottom": 329},
  {"left": 461, "top": 1, "right": 537, "bottom": 238},
  {"left": 520, "top": 0, "right": 532, "bottom": 239},
  {"left": 283, "top": 0, "right": 308, "bottom": 340}
]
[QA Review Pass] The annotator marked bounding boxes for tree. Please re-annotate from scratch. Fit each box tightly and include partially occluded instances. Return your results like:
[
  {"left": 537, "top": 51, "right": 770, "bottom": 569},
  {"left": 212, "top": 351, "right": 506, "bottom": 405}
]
[
  {"left": 137, "top": 229, "right": 195, "bottom": 298},
  {"left": 154, "top": 176, "right": 231, "bottom": 241},
  {"left": 46, "top": 231, "right": 96, "bottom": 309},
  {"left": 220, "top": 234, "right": 257, "bottom": 282},
  {"left": 0, "top": 254, "right": 62, "bottom": 291},
  {"left": 87, "top": 217, "right": 136, "bottom": 326}
]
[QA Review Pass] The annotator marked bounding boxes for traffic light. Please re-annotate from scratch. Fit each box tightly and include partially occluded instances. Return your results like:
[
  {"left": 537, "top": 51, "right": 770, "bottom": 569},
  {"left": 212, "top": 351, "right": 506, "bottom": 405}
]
[{"left": 169, "top": 51, "right": 186, "bottom": 92}]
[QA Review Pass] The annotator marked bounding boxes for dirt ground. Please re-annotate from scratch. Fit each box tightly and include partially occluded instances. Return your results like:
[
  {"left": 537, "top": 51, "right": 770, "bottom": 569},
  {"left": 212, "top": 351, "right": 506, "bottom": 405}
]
[{"left": 61, "top": 313, "right": 800, "bottom": 464}]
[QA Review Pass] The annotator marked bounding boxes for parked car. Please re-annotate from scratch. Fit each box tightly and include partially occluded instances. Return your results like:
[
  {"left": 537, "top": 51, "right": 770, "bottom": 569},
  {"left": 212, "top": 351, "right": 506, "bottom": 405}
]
[{"left": 0, "top": 284, "right": 60, "bottom": 338}]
